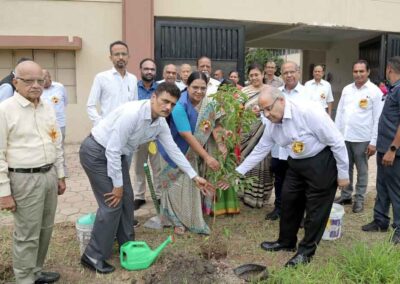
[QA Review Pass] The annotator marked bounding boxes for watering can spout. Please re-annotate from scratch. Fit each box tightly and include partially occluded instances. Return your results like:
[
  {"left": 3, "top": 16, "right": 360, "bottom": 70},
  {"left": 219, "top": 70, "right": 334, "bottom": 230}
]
[{"left": 154, "top": 235, "right": 174, "bottom": 256}]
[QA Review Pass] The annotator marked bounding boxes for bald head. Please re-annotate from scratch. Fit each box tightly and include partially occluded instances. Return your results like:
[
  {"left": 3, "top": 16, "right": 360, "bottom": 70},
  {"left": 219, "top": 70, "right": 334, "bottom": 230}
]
[
  {"left": 163, "top": 64, "right": 178, "bottom": 83},
  {"left": 13, "top": 61, "right": 44, "bottom": 105}
]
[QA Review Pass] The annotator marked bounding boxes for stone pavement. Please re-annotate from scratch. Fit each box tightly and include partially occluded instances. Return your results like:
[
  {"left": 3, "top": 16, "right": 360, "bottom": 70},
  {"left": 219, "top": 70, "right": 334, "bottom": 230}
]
[{"left": 0, "top": 143, "right": 377, "bottom": 227}]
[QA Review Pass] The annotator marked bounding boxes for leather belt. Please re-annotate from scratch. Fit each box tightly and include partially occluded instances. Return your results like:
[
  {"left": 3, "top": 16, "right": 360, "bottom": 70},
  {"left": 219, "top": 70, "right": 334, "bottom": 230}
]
[{"left": 9, "top": 164, "right": 53, "bottom": 174}]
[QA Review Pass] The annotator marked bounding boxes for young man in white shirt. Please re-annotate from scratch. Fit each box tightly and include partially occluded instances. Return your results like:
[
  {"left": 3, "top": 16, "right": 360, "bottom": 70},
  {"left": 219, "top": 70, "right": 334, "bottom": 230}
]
[
  {"left": 304, "top": 65, "right": 334, "bottom": 116},
  {"left": 334, "top": 60, "right": 384, "bottom": 213},
  {"left": 86, "top": 41, "right": 138, "bottom": 126},
  {"left": 79, "top": 82, "right": 213, "bottom": 274},
  {"left": 231, "top": 86, "right": 349, "bottom": 267}
]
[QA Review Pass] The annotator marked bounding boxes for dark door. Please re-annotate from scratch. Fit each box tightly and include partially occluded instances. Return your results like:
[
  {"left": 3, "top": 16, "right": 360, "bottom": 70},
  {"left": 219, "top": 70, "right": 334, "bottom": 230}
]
[{"left": 155, "top": 19, "right": 245, "bottom": 84}]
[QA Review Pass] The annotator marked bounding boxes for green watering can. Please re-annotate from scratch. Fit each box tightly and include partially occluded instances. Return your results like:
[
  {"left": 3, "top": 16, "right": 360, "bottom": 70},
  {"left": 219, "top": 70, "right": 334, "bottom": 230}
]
[{"left": 120, "top": 236, "right": 174, "bottom": 270}]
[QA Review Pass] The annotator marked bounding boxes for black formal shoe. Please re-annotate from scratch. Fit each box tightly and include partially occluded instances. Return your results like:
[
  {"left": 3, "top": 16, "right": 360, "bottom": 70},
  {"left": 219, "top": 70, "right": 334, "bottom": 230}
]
[
  {"left": 352, "top": 201, "right": 364, "bottom": 213},
  {"left": 35, "top": 271, "right": 60, "bottom": 283},
  {"left": 133, "top": 199, "right": 146, "bottom": 210},
  {"left": 133, "top": 219, "right": 140, "bottom": 228},
  {"left": 391, "top": 229, "right": 400, "bottom": 245},
  {"left": 265, "top": 208, "right": 280, "bottom": 221},
  {"left": 260, "top": 241, "right": 296, "bottom": 252},
  {"left": 361, "top": 221, "right": 388, "bottom": 232},
  {"left": 334, "top": 196, "right": 352, "bottom": 205},
  {"left": 284, "top": 253, "right": 312, "bottom": 267},
  {"left": 80, "top": 253, "right": 115, "bottom": 274}
]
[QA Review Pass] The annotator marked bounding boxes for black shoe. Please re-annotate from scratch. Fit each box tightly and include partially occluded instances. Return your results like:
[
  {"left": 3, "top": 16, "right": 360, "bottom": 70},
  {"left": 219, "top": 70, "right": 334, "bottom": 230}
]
[
  {"left": 35, "top": 271, "right": 60, "bottom": 283},
  {"left": 260, "top": 241, "right": 296, "bottom": 252},
  {"left": 133, "top": 199, "right": 146, "bottom": 210},
  {"left": 265, "top": 208, "right": 280, "bottom": 221},
  {"left": 361, "top": 221, "right": 388, "bottom": 232},
  {"left": 80, "top": 253, "right": 115, "bottom": 274},
  {"left": 284, "top": 253, "right": 312, "bottom": 267},
  {"left": 352, "top": 201, "right": 364, "bottom": 213},
  {"left": 391, "top": 229, "right": 400, "bottom": 245},
  {"left": 334, "top": 196, "right": 352, "bottom": 205},
  {"left": 133, "top": 219, "right": 140, "bottom": 228}
]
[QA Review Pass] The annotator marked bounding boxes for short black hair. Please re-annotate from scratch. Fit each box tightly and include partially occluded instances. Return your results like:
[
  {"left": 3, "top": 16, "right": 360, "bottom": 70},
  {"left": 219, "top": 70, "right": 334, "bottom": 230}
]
[
  {"left": 353, "top": 59, "right": 370, "bottom": 71},
  {"left": 139, "top": 58, "right": 156, "bottom": 68},
  {"left": 387, "top": 56, "right": 400, "bottom": 74},
  {"left": 109, "top": 41, "right": 129, "bottom": 54},
  {"left": 155, "top": 82, "right": 181, "bottom": 100},
  {"left": 186, "top": 71, "right": 208, "bottom": 87},
  {"left": 228, "top": 70, "right": 239, "bottom": 77}
]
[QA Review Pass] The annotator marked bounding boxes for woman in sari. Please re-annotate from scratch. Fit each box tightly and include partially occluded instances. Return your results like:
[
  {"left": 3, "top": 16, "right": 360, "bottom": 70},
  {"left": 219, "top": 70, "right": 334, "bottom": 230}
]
[
  {"left": 158, "top": 71, "right": 224, "bottom": 235},
  {"left": 240, "top": 63, "right": 274, "bottom": 208}
]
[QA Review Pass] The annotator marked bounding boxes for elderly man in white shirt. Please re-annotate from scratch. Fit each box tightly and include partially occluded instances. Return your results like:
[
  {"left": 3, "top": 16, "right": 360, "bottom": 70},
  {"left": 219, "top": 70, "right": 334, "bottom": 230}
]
[
  {"left": 79, "top": 82, "right": 212, "bottom": 274},
  {"left": 231, "top": 86, "right": 349, "bottom": 267},
  {"left": 335, "top": 60, "right": 384, "bottom": 213},
  {"left": 305, "top": 65, "right": 334, "bottom": 116},
  {"left": 86, "top": 41, "right": 138, "bottom": 126},
  {"left": 196, "top": 56, "right": 220, "bottom": 96},
  {"left": 157, "top": 64, "right": 186, "bottom": 91}
]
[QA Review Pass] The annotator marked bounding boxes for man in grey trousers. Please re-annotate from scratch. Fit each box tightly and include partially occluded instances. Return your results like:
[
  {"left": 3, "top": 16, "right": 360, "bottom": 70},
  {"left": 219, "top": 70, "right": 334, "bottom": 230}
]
[{"left": 79, "top": 83, "right": 213, "bottom": 274}]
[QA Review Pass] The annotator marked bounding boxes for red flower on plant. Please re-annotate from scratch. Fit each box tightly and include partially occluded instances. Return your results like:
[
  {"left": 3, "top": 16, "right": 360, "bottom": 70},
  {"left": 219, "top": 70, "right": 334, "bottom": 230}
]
[{"left": 200, "top": 120, "right": 211, "bottom": 133}]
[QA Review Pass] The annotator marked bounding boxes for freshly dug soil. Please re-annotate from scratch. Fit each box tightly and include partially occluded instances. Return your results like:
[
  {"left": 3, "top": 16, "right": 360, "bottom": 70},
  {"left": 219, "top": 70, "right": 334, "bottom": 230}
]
[{"left": 200, "top": 230, "right": 228, "bottom": 260}]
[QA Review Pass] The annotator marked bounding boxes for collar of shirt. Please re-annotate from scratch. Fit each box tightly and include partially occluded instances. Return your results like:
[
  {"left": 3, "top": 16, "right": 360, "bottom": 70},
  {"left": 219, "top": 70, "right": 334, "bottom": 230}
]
[
  {"left": 138, "top": 80, "right": 157, "bottom": 90},
  {"left": 283, "top": 100, "right": 293, "bottom": 120},
  {"left": 351, "top": 79, "right": 371, "bottom": 91},
  {"left": 281, "top": 82, "right": 303, "bottom": 94},
  {"left": 143, "top": 100, "right": 161, "bottom": 126},
  {"left": 389, "top": 79, "right": 400, "bottom": 91},
  {"left": 14, "top": 92, "right": 44, "bottom": 108}
]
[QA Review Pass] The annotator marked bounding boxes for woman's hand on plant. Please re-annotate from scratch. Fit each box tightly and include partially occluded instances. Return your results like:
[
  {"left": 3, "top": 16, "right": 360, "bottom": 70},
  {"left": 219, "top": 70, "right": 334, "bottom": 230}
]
[
  {"left": 205, "top": 155, "right": 220, "bottom": 171},
  {"left": 193, "top": 176, "right": 215, "bottom": 196},
  {"left": 217, "top": 180, "right": 230, "bottom": 190},
  {"left": 217, "top": 143, "right": 228, "bottom": 159}
]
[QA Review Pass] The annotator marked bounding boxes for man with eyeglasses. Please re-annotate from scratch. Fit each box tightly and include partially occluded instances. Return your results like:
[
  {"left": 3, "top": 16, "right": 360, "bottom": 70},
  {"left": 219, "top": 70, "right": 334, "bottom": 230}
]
[
  {"left": 0, "top": 60, "right": 66, "bottom": 283},
  {"left": 86, "top": 40, "right": 138, "bottom": 126},
  {"left": 132, "top": 58, "right": 161, "bottom": 210},
  {"left": 233, "top": 86, "right": 349, "bottom": 267},
  {"left": 264, "top": 61, "right": 283, "bottom": 88},
  {"left": 0, "top": 57, "right": 31, "bottom": 103}
]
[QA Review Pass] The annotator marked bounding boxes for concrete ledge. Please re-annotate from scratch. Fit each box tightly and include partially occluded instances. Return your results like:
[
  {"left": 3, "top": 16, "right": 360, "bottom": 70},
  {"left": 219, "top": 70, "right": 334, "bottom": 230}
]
[{"left": 0, "top": 35, "right": 82, "bottom": 50}]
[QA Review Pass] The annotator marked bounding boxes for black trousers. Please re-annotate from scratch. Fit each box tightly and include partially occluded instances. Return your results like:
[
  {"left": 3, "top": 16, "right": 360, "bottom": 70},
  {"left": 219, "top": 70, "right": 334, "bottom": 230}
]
[
  {"left": 278, "top": 147, "right": 338, "bottom": 257},
  {"left": 270, "top": 158, "right": 289, "bottom": 211}
]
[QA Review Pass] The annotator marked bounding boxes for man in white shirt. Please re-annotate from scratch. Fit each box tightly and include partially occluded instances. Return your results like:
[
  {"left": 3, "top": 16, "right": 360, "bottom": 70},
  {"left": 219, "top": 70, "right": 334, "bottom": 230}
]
[
  {"left": 79, "top": 82, "right": 212, "bottom": 274},
  {"left": 157, "top": 64, "right": 186, "bottom": 91},
  {"left": 86, "top": 41, "right": 138, "bottom": 126},
  {"left": 196, "top": 56, "right": 220, "bottom": 96},
  {"left": 233, "top": 86, "right": 349, "bottom": 267},
  {"left": 335, "top": 60, "right": 384, "bottom": 213},
  {"left": 305, "top": 65, "right": 334, "bottom": 116},
  {"left": 264, "top": 61, "right": 284, "bottom": 88},
  {"left": 179, "top": 63, "right": 192, "bottom": 86},
  {"left": 266, "top": 61, "right": 308, "bottom": 221}
]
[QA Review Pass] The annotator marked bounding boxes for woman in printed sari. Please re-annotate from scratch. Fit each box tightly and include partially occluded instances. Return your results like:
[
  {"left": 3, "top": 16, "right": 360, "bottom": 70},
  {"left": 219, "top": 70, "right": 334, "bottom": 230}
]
[
  {"left": 240, "top": 63, "right": 274, "bottom": 208},
  {"left": 158, "top": 71, "right": 224, "bottom": 235}
]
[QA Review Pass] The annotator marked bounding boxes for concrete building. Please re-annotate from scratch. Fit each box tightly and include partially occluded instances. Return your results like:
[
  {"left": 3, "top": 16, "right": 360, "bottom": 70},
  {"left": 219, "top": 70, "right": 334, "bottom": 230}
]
[{"left": 1, "top": 0, "right": 399, "bottom": 142}]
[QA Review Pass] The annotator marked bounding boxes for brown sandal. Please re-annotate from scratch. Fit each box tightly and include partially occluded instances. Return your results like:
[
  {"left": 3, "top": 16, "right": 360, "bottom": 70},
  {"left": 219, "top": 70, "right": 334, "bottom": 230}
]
[{"left": 174, "top": 226, "right": 186, "bottom": 235}]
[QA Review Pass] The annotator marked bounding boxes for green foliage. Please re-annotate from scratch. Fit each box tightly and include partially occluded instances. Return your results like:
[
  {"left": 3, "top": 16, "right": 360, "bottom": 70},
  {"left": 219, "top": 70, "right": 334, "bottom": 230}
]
[
  {"left": 208, "top": 84, "right": 257, "bottom": 193},
  {"left": 244, "top": 48, "right": 284, "bottom": 75},
  {"left": 265, "top": 241, "right": 400, "bottom": 284}
]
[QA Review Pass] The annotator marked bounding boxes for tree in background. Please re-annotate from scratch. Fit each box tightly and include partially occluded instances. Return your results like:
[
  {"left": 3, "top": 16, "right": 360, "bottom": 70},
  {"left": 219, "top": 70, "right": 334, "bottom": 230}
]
[{"left": 245, "top": 48, "right": 284, "bottom": 76}]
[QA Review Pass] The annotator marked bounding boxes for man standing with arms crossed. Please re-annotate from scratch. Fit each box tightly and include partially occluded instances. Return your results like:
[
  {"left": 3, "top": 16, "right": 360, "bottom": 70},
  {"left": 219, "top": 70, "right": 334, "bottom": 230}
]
[{"left": 0, "top": 61, "right": 66, "bottom": 284}]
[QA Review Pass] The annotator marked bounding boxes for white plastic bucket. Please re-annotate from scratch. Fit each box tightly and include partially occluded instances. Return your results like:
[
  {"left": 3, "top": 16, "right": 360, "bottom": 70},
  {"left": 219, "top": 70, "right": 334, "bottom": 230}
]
[
  {"left": 75, "top": 213, "right": 96, "bottom": 255},
  {"left": 322, "top": 203, "right": 345, "bottom": 241}
]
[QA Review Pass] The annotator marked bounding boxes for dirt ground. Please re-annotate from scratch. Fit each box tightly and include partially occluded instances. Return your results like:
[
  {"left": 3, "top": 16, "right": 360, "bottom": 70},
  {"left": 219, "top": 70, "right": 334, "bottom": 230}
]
[{"left": 0, "top": 194, "right": 391, "bottom": 284}]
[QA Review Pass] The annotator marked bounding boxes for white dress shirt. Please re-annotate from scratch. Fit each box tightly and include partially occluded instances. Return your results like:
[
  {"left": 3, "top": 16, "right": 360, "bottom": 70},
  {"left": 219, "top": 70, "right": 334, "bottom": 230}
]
[
  {"left": 87, "top": 68, "right": 138, "bottom": 125},
  {"left": 91, "top": 100, "right": 197, "bottom": 187},
  {"left": 0, "top": 83, "right": 13, "bottom": 103},
  {"left": 271, "top": 82, "right": 310, "bottom": 160},
  {"left": 237, "top": 99, "right": 349, "bottom": 180},
  {"left": 206, "top": 77, "right": 221, "bottom": 96},
  {"left": 335, "top": 80, "right": 384, "bottom": 146},
  {"left": 157, "top": 79, "right": 186, "bottom": 91},
  {"left": 304, "top": 79, "right": 334, "bottom": 109},
  {"left": 41, "top": 82, "right": 68, "bottom": 128}
]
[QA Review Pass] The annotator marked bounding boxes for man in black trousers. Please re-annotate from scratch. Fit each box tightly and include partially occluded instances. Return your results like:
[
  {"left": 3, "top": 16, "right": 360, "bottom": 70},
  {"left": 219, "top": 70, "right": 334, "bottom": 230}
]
[{"left": 234, "top": 86, "right": 349, "bottom": 267}]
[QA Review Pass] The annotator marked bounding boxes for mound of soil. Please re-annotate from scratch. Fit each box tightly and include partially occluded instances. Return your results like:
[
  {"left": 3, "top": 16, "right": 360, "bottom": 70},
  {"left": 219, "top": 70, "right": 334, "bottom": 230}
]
[{"left": 200, "top": 230, "right": 228, "bottom": 260}]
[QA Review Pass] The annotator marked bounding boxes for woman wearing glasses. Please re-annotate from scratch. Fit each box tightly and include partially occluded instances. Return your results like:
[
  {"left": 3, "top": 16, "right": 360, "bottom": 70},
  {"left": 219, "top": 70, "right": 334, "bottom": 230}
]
[{"left": 240, "top": 63, "right": 274, "bottom": 208}]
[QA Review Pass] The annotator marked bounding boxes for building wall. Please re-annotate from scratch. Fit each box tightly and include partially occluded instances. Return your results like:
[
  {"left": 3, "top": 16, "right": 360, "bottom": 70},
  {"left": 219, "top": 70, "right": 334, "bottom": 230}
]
[
  {"left": 154, "top": 0, "right": 400, "bottom": 33},
  {"left": 0, "top": 0, "right": 123, "bottom": 143}
]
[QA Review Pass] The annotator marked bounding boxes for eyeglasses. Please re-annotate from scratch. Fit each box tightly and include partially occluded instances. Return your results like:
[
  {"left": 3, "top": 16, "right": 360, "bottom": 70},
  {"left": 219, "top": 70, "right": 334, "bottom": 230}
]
[
  {"left": 262, "top": 98, "right": 278, "bottom": 115},
  {"left": 16, "top": 77, "right": 45, "bottom": 86},
  {"left": 112, "top": 52, "right": 128, "bottom": 57}
]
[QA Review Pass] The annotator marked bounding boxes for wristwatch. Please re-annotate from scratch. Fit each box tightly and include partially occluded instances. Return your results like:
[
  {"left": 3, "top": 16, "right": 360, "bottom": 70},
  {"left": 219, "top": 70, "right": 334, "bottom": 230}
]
[{"left": 389, "top": 145, "right": 399, "bottom": 152}]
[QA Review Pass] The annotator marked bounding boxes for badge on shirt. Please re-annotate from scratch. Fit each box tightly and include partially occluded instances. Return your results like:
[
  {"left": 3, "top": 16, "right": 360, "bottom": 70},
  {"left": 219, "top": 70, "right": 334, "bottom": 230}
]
[
  {"left": 320, "top": 92, "right": 326, "bottom": 100},
  {"left": 292, "top": 141, "right": 304, "bottom": 154},
  {"left": 359, "top": 98, "right": 368, "bottom": 109},
  {"left": 51, "top": 96, "right": 59, "bottom": 104},
  {"left": 49, "top": 126, "right": 58, "bottom": 143},
  {"left": 148, "top": 141, "right": 157, "bottom": 155}
]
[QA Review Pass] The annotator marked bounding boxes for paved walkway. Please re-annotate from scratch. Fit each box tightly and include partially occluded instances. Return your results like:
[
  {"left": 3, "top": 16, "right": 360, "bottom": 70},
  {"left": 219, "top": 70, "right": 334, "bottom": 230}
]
[{"left": 0, "top": 143, "right": 377, "bottom": 227}]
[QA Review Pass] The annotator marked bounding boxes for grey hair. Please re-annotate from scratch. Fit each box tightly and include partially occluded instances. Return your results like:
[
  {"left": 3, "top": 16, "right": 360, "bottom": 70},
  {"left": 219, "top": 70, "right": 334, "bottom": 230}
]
[
  {"left": 163, "top": 64, "right": 177, "bottom": 73},
  {"left": 282, "top": 61, "right": 300, "bottom": 71},
  {"left": 387, "top": 56, "right": 400, "bottom": 74},
  {"left": 260, "top": 85, "right": 284, "bottom": 100}
]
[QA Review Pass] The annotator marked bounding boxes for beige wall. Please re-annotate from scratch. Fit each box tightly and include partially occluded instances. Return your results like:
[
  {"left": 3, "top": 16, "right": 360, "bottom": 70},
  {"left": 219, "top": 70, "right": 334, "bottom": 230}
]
[
  {"left": 0, "top": 0, "right": 123, "bottom": 143},
  {"left": 154, "top": 0, "right": 400, "bottom": 33}
]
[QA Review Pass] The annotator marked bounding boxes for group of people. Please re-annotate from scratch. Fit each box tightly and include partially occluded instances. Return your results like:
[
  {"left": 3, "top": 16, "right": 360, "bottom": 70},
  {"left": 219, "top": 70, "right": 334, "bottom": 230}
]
[{"left": 0, "top": 39, "right": 399, "bottom": 283}]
